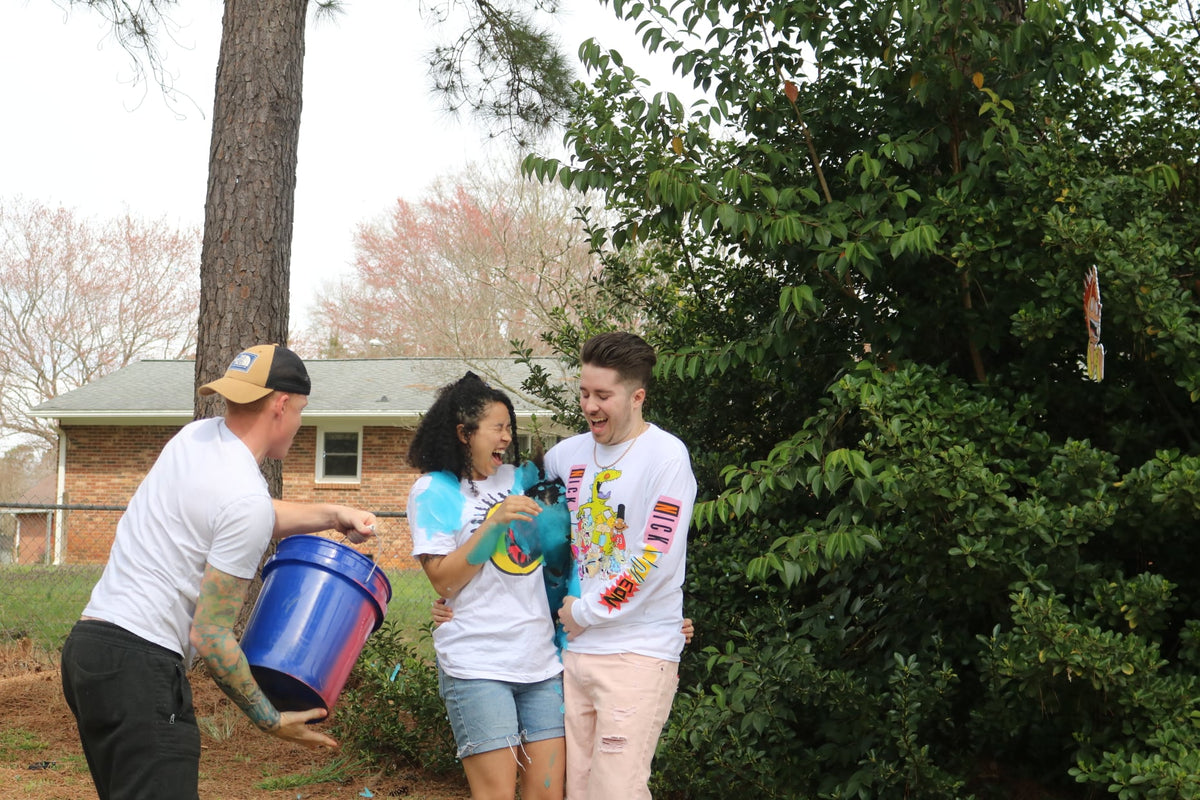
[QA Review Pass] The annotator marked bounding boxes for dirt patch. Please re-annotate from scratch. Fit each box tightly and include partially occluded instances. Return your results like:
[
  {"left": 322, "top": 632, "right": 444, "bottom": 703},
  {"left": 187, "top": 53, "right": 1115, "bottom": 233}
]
[{"left": 0, "top": 641, "right": 469, "bottom": 800}]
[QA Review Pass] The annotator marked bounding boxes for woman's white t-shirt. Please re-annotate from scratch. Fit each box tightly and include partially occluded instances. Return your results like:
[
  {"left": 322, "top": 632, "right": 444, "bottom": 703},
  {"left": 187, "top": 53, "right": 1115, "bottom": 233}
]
[{"left": 408, "top": 464, "right": 562, "bottom": 682}]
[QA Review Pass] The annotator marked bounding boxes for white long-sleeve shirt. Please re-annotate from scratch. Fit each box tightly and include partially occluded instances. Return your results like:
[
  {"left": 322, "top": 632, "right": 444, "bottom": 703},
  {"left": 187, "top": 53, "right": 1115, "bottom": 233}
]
[{"left": 543, "top": 424, "right": 696, "bottom": 661}]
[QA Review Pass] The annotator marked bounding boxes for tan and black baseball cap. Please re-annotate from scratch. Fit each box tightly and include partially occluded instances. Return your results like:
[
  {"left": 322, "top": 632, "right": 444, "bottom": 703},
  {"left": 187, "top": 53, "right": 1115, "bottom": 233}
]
[{"left": 198, "top": 344, "right": 311, "bottom": 404}]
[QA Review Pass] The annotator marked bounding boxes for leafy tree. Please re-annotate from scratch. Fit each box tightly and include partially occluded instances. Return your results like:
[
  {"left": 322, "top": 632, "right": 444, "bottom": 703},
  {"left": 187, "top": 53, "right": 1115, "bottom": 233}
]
[
  {"left": 525, "top": 0, "right": 1200, "bottom": 796},
  {"left": 425, "top": 0, "right": 577, "bottom": 143},
  {"left": 301, "top": 160, "right": 603, "bottom": 370},
  {"left": 68, "top": 0, "right": 578, "bottom": 466}
]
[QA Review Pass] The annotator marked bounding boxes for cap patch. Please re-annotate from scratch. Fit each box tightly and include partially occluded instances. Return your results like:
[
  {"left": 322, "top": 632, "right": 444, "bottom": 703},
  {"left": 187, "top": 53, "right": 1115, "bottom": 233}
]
[{"left": 228, "top": 352, "right": 258, "bottom": 373}]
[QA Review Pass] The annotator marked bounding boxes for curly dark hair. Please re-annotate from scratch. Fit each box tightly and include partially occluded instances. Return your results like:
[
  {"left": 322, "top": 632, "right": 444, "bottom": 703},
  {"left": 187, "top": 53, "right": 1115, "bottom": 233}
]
[{"left": 407, "top": 371, "right": 519, "bottom": 479}]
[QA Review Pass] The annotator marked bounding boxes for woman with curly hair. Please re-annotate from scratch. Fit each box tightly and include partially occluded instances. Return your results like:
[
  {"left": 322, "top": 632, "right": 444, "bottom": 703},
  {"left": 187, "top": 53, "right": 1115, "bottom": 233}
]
[{"left": 407, "top": 371, "right": 565, "bottom": 800}]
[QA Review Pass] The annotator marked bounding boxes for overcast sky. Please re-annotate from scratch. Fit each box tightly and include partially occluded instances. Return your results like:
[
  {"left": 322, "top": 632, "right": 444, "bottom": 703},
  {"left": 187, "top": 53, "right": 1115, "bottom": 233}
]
[{"left": 1, "top": 0, "right": 676, "bottom": 331}]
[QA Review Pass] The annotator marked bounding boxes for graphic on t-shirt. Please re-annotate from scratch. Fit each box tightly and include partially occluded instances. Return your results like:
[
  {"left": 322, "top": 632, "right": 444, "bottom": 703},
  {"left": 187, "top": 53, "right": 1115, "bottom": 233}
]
[
  {"left": 471, "top": 491, "right": 543, "bottom": 576},
  {"left": 573, "top": 468, "right": 626, "bottom": 580},
  {"left": 566, "top": 462, "right": 687, "bottom": 612},
  {"left": 413, "top": 471, "right": 542, "bottom": 576},
  {"left": 598, "top": 495, "right": 685, "bottom": 612}
]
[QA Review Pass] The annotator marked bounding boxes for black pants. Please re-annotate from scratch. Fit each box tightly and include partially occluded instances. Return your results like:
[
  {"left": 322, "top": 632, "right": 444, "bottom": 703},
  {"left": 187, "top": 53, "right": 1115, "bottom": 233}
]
[{"left": 61, "top": 620, "right": 201, "bottom": 800}]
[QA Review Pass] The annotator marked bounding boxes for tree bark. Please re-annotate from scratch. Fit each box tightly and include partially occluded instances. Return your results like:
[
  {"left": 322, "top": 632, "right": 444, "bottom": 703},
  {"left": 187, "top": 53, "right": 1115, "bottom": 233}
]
[
  {"left": 194, "top": 0, "right": 307, "bottom": 441},
  {"left": 193, "top": 0, "right": 308, "bottom": 631}
]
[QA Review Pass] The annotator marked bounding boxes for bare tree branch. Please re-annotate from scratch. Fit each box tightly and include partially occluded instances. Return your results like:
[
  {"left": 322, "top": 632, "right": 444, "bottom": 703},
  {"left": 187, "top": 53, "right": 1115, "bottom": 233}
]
[{"left": 0, "top": 198, "right": 199, "bottom": 447}]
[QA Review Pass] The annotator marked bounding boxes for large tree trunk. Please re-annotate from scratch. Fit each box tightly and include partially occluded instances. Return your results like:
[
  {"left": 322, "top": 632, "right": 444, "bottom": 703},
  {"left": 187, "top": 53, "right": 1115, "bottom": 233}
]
[
  {"left": 194, "top": 0, "right": 307, "bottom": 438},
  {"left": 193, "top": 0, "right": 308, "bottom": 633}
]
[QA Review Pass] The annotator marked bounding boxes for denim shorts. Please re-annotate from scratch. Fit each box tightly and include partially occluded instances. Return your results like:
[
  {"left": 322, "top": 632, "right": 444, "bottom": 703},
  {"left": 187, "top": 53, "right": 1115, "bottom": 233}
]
[{"left": 437, "top": 667, "right": 565, "bottom": 759}]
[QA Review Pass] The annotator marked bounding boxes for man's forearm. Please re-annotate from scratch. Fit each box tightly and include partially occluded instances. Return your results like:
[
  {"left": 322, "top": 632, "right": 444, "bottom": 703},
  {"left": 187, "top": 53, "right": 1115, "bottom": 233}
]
[
  {"left": 272, "top": 500, "right": 375, "bottom": 542},
  {"left": 272, "top": 500, "right": 338, "bottom": 539},
  {"left": 190, "top": 563, "right": 281, "bottom": 731},
  {"left": 195, "top": 627, "right": 281, "bottom": 731}
]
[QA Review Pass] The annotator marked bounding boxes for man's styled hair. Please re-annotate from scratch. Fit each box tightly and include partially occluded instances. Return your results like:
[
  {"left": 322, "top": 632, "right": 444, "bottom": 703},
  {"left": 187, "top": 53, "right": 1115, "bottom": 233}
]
[{"left": 581, "top": 332, "right": 656, "bottom": 390}]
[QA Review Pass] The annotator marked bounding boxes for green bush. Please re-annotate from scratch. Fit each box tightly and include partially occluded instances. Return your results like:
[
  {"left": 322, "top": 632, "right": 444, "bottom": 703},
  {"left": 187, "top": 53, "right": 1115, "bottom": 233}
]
[
  {"left": 332, "top": 617, "right": 458, "bottom": 774},
  {"left": 516, "top": 0, "right": 1200, "bottom": 790},
  {"left": 642, "top": 361, "right": 1200, "bottom": 800}
]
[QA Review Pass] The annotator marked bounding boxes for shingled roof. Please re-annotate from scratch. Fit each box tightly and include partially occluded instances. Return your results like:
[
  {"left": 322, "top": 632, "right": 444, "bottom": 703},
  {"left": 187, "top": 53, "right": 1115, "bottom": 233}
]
[{"left": 31, "top": 357, "right": 573, "bottom": 425}]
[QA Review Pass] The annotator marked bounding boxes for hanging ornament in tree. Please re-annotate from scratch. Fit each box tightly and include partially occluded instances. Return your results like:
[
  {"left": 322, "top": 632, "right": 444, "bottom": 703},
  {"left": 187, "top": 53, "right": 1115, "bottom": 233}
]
[{"left": 1084, "top": 266, "right": 1104, "bottom": 381}]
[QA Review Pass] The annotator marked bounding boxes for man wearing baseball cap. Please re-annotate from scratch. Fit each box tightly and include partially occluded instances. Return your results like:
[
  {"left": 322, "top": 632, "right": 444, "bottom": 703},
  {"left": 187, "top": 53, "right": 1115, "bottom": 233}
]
[
  {"left": 61, "top": 344, "right": 378, "bottom": 800},
  {"left": 198, "top": 342, "right": 314, "bottom": 403}
]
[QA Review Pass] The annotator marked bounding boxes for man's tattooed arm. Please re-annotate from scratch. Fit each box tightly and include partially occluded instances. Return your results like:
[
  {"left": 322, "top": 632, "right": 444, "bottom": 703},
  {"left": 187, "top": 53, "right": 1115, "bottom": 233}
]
[{"left": 189, "top": 563, "right": 281, "bottom": 732}]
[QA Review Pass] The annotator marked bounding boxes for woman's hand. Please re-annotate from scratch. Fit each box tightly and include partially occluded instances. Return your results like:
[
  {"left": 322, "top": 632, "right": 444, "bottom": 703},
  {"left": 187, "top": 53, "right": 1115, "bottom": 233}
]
[
  {"left": 432, "top": 597, "right": 453, "bottom": 626},
  {"left": 484, "top": 494, "right": 542, "bottom": 528}
]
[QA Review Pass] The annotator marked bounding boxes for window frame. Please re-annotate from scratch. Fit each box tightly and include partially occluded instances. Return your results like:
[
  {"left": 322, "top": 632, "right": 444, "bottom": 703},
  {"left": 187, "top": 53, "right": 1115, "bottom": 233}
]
[{"left": 315, "top": 426, "right": 363, "bottom": 484}]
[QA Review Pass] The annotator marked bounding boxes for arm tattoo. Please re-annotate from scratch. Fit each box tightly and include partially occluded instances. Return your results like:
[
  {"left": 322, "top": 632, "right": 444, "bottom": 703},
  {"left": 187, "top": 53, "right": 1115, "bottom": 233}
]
[
  {"left": 191, "top": 565, "right": 281, "bottom": 732},
  {"left": 418, "top": 553, "right": 459, "bottom": 597}
]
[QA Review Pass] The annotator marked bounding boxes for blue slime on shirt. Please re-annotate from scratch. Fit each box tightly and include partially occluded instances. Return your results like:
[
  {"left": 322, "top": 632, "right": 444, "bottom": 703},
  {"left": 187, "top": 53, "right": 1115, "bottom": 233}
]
[
  {"left": 512, "top": 461, "right": 574, "bottom": 652},
  {"left": 413, "top": 471, "right": 466, "bottom": 542}
]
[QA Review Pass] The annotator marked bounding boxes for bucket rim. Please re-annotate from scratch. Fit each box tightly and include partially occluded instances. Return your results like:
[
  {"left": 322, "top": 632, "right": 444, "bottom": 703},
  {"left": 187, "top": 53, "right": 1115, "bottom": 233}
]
[{"left": 264, "top": 534, "right": 392, "bottom": 611}]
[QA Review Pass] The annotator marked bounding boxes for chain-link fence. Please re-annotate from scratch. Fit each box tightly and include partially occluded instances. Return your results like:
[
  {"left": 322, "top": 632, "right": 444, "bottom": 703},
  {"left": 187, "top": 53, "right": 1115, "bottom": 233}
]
[{"left": 0, "top": 485, "right": 438, "bottom": 655}]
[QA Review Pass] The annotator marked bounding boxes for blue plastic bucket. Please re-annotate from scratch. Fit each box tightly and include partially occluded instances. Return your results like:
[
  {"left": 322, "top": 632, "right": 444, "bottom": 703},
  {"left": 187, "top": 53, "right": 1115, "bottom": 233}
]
[{"left": 241, "top": 535, "right": 391, "bottom": 713}]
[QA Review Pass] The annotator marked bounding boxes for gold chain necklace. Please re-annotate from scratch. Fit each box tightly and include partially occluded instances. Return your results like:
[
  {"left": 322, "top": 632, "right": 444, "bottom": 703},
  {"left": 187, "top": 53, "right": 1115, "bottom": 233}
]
[{"left": 593, "top": 424, "right": 646, "bottom": 470}]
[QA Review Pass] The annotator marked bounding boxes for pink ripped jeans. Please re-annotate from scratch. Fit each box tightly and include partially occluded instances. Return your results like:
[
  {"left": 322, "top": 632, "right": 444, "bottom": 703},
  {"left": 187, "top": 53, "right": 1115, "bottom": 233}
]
[{"left": 562, "top": 650, "right": 679, "bottom": 800}]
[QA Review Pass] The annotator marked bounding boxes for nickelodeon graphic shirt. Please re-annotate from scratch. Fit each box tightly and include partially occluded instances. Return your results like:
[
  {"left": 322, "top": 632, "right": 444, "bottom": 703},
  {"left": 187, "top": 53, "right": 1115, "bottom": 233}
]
[
  {"left": 543, "top": 424, "right": 697, "bottom": 661},
  {"left": 408, "top": 464, "right": 561, "bottom": 682}
]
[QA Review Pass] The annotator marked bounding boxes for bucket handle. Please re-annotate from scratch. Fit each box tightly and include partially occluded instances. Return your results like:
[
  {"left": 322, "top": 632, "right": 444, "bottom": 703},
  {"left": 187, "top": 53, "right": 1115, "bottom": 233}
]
[{"left": 343, "top": 527, "right": 379, "bottom": 587}]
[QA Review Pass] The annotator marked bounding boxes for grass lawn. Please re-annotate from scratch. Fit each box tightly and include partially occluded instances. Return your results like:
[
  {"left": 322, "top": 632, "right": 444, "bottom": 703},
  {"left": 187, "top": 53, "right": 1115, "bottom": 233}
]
[
  {"left": 0, "top": 564, "right": 438, "bottom": 657},
  {"left": 0, "top": 565, "right": 101, "bottom": 650},
  {"left": 380, "top": 567, "right": 440, "bottom": 657}
]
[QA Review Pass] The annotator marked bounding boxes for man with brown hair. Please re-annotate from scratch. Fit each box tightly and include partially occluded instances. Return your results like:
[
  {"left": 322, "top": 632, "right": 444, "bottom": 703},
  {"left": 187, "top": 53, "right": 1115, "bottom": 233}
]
[
  {"left": 544, "top": 331, "right": 697, "bottom": 800},
  {"left": 61, "top": 344, "right": 377, "bottom": 800}
]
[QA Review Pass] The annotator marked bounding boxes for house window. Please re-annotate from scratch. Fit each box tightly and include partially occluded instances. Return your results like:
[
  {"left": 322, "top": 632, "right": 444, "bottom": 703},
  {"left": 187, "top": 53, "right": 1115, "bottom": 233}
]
[{"left": 317, "top": 428, "right": 361, "bottom": 483}]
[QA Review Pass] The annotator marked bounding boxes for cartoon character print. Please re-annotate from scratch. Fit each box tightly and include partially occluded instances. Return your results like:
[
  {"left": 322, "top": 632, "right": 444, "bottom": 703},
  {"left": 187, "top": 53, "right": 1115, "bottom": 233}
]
[
  {"left": 469, "top": 488, "right": 542, "bottom": 576},
  {"left": 572, "top": 468, "right": 629, "bottom": 581}
]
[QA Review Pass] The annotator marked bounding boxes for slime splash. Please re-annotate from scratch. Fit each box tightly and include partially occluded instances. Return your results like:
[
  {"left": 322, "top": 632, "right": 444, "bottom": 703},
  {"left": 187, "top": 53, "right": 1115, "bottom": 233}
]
[{"left": 513, "top": 462, "right": 574, "bottom": 651}]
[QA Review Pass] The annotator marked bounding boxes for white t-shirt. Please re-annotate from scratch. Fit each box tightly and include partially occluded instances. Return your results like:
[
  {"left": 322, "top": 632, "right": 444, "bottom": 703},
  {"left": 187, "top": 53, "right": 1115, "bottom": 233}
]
[
  {"left": 543, "top": 424, "right": 697, "bottom": 661},
  {"left": 408, "top": 464, "right": 562, "bottom": 682},
  {"left": 83, "top": 417, "right": 275, "bottom": 659}
]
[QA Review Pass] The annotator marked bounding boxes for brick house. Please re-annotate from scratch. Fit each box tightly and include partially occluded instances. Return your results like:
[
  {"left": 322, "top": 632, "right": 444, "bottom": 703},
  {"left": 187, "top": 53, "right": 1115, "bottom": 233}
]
[{"left": 30, "top": 357, "right": 571, "bottom": 570}]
